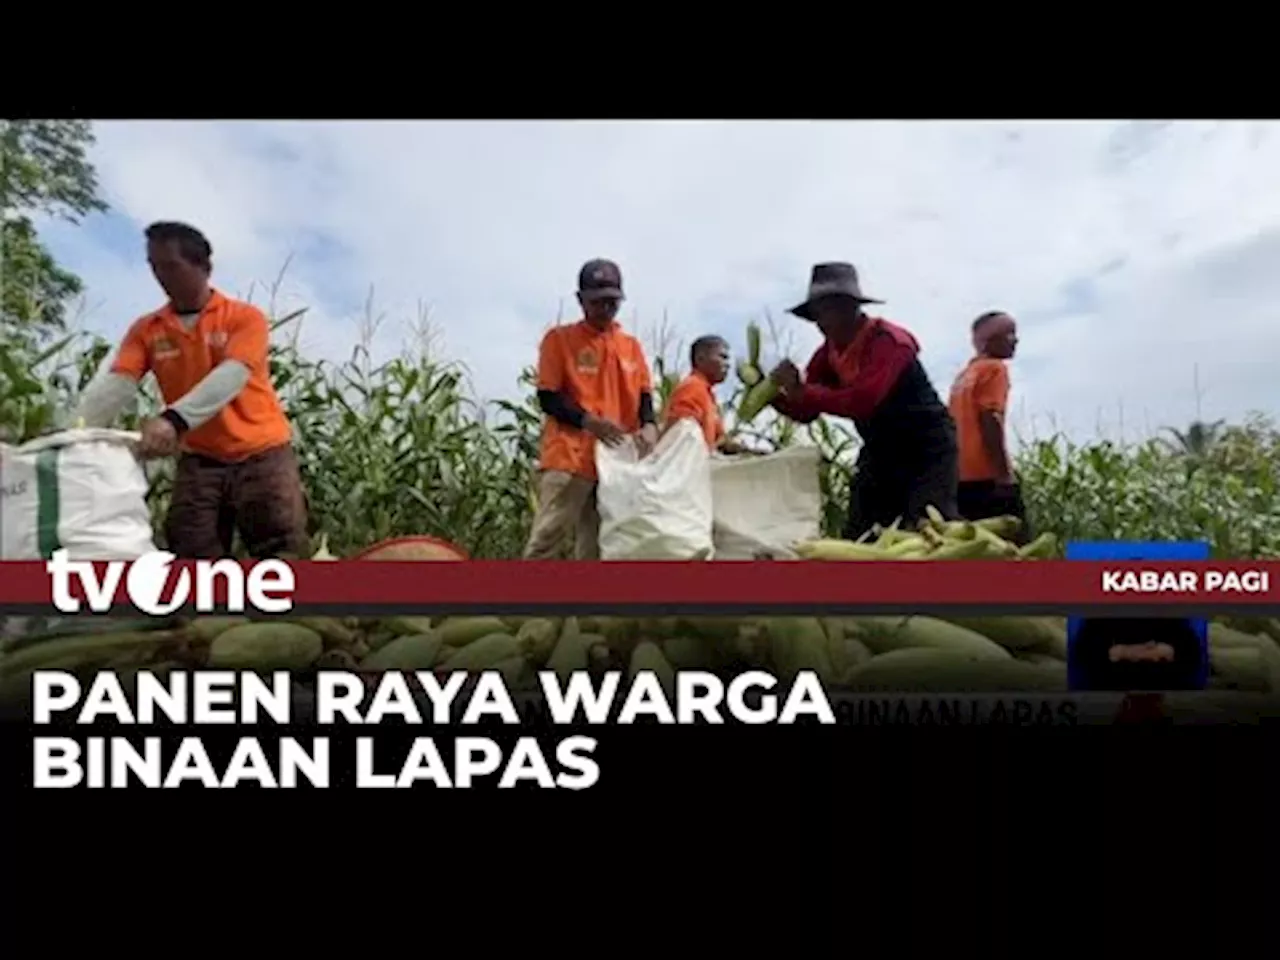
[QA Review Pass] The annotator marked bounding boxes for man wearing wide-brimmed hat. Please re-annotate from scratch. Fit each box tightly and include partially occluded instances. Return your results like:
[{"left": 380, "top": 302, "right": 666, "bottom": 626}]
[{"left": 768, "top": 262, "right": 960, "bottom": 541}]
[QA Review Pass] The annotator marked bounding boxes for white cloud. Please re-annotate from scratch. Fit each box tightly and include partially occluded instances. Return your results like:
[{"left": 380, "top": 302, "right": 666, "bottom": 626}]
[{"left": 34, "top": 119, "right": 1280, "bottom": 444}]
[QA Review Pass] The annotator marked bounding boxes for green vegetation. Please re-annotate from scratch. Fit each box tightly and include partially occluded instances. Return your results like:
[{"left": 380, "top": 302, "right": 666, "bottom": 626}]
[{"left": 4, "top": 121, "right": 1278, "bottom": 560}]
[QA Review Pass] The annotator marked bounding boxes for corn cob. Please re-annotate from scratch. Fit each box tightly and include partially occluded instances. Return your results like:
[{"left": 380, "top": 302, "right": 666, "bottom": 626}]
[
  {"left": 793, "top": 539, "right": 888, "bottom": 560},
  {"left": 515, "top": 618, "right": 561, "bottom": 664},
  {"left": 974, "top": 515, "right": 1022, "bottom": 539},
  {"left": 382, "top": 616, "right": 436, "bottom": 636},
  {"left": 924, "top": 505, "right": 948, "bottom": 529},
  {"left": 282, "top": 616, "right": 360, "bottom": 647},
  {"left": 311, "top": 534, "right": 338, "bottom": 560},
  {"left": 440, "top": 632, "right": 528, "bottom": 671},
  {"left": 974, "top": 526, "right": 1020, "bottom": 557},
  {"left": 884, "top": 536, "right": 931, "bottom": 556},
  {"left": 746, "top": 322, "right": 762, "bottom": 368},
  {"left": 1016, "top": 533, "right": 1058, "bottom": 558},
  {"left": 359, "top": 631, "right": 446, "bottom": 671},
  {"left": 546, "top": 621, "right": 600, "bottom": 683},
  {"left": 928, "top": 539, "right": 995, "bottom": 560},
  {"left": 208, "top": 623, "right": 325, "bottom": 671},
  {"left": 1208, "top": 623, "right": 1271, "bottom": 649},
  {"left": 0, "top": 628, "right": 187, "bottom": 677},
  {"left": 1209, "top": 645, "right": 1277, "bottom": 692},
  {"left": 873, "top": 524, "right": 918, "bottom": 547},
  {"left": 829, "top": 634, "right": 873, "bottom": 679},
  {"left": 737, "top": 377, "right": 779, "bottom": 424},
  {"left": 938, "top": 616, "right": 1066, "bottom": 653},
  {"left": 938, "top": 521, "right": 977, "bottom": 541},
  {"left": 846, "top": 616, "right": 1012, "bottom": 660},
  {"left": 437, "top": 617, "right": 509, "bottom": 648},
  {"left": 763, "top": 617, "right": 836, "bottom": 685},
  {"left": 1220, "top": 616, "right": 1273, "bottom": 638}
]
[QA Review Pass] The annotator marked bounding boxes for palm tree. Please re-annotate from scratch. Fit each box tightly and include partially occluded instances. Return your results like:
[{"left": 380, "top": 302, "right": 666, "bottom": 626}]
[{"left": 1160, "top": 419, "right": 1227, "bottom": 458}]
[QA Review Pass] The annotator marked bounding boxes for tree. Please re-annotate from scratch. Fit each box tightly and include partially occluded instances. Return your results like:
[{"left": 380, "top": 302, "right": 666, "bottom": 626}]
[
  {"left": 1160, "top": 419, "right": 1226, "bottom": 459},
  {"left": 0, "top": 120, "right": 109, "bottom": 442},
  {"left": 0, "top": 119, "right": 109, "bottom": 349}
]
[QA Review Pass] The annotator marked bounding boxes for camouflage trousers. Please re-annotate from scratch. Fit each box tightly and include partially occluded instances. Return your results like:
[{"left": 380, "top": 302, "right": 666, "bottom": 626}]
[{"left": 164, "top": 444, "right": 309, "bottom": 560}]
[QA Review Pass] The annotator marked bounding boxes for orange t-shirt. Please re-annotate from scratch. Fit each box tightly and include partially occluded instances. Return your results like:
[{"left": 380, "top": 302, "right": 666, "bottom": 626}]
[
  {"left": 949, "top": 356, "right": 1010, "bottom": 482},
  {"left": 663, "top": 370, "right": 723, "bottom": 449},
  {"left": 111, "top": 289, "right": 293, "bottom": 463},
  {"left": 536, "top": 319, "right": 653, "bottom": 480}
]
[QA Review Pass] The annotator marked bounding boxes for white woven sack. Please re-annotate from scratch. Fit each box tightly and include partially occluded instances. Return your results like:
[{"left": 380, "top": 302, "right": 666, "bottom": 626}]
[
  {"left": 709, "top": 445, "right": 822, "bottom": 560},
  {"left": 595, "top": 418, "right": 714, "bottom": 561},
  {"left": 0, "top": 428, "right": 157, "bottom": 561}
]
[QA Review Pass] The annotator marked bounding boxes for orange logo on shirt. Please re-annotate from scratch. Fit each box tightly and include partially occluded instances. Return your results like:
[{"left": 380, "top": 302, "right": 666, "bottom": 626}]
[
  {"left": 576, "top": 349, "right": 599, "bottom": 374},
  {"left": 151, "top": 337, "right": 180, "bottom": 362}
]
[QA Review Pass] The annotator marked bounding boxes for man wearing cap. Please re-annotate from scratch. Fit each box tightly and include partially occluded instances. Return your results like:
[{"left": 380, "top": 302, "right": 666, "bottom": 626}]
[
  {"left": 949, "top": 310, "right": 1031, "bottom": 542},
  {"left": 524, "top": 259, "right": 658, "bottom": 559},
  {"left": 768, "top": 262, "right": 960, "bottom": 541}
]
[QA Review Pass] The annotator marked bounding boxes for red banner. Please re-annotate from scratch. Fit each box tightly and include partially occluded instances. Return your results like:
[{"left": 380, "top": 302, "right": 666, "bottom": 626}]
[{"left": 0, "top": 558, "right": 1276, "bottom": 613}]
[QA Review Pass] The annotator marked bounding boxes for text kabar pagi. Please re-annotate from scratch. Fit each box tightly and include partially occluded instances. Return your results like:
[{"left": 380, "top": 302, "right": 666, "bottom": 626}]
[{"left": 1100, "top": 567, "right": 1271, "bottom": 593}]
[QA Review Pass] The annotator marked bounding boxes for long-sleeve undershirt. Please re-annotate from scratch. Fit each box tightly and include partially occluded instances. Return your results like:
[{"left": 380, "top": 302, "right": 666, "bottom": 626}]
[
  {"left": 536, "top": 389, "right": 655, "bottom": 430},
  {"left": 73, "top": 360, "right": 250, "bottom": 432}
]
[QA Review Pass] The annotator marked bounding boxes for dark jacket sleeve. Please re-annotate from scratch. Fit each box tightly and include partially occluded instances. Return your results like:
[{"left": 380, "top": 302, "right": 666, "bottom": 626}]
[{"left": 537, "top": 389, "right": 586, "bottom": 429}]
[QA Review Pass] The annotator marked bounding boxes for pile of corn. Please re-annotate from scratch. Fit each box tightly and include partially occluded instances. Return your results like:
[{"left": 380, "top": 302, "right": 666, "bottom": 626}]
[
  {"left": 4, "top": 607, "right": 1279, "bottom": 708},
  {"left": 796, "top": 508, "right": 1057, "bottom": 560}
]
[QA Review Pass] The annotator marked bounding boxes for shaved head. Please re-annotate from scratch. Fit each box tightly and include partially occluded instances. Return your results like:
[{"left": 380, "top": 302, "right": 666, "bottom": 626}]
[{"left": 972, "top": 311, "right": 1018, "bottom": 359}]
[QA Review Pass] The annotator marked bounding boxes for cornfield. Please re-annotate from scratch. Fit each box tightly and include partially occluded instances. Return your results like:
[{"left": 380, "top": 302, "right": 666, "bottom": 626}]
[{"left": 4, "top": 282, "right": 1279, "bottom": 560}]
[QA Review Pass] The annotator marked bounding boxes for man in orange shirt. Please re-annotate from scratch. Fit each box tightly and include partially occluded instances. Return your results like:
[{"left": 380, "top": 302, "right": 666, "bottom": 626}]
[
  {"left": 524, "top": 258, "right": 658, "bottom": 559},
  {"left": 73, "top": 221, "right": 309, "bottom": 559},
  {"left": 661, "top": 335, "right": 746, "bottom": 454},
  {"left": 948, "top": 310, "right": 1030, "bottom": 541}
]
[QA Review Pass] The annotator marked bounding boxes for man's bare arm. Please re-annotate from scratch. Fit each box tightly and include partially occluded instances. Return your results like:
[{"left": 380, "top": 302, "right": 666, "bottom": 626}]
[{"left": 978, "top": 409, "right": 1013, "bottom": 482}]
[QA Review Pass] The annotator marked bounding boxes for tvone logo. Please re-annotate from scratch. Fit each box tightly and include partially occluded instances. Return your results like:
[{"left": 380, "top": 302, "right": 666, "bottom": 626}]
[{"left": 46, "top": 550, "right": 295, "bottom": 616}]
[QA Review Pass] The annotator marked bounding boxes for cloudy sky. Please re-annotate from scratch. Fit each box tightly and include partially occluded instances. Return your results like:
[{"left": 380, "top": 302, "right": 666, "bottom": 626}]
[{"left": 36, "top": 119, "right": 1279, "bottom": 445}]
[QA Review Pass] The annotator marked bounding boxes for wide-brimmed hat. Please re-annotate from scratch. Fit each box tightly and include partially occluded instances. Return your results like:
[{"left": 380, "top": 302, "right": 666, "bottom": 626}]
[
  {"left": 788, "top": 262, "right": 883, "bottom": 322},
  {"left": 577, "top": 258, "right": 624, "bottom": 301}
]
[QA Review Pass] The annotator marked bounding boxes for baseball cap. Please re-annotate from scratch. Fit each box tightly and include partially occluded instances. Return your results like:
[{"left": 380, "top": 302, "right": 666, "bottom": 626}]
[{"left": 577, "top": 259, "right": 624, "bottom": 301}]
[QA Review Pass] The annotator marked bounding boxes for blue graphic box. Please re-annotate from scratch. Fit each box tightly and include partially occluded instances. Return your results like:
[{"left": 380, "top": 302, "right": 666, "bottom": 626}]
[{"left": 1065, "top": 540, "right": 1210, "bottom": 690}]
